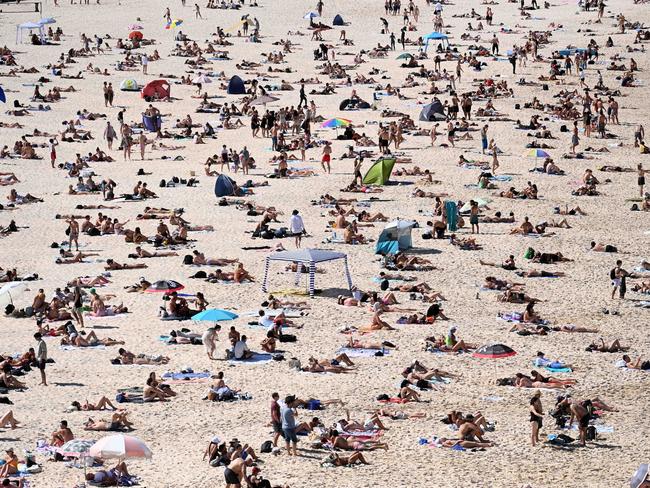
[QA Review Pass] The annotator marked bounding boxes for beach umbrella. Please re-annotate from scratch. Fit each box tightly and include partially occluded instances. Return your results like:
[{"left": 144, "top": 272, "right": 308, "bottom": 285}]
[
  {"left": 128, "top": 23, "right": 144, "bottom": 31},
  {"left": 525, "top": 148, "right": 550, "bottom": 159},
  {"left": 165, "top": 19, "right": 183, "bottom": 30},
  {"left": 0, "top": 86, "right": 6, "bottom": 103},
  {"left": 460, "top": 197, "right": 491, "bottom": 212},
  {"left": 630, "top": 464, "right": 649, "bottom": 488},
  {"left": 473, "top": 343, "right": 517, "bottom": 359},
  {"left": 396, "top": 53, "right": 414, "bottom": 60},
  {"left": 303, "top": 11, "right": 320, "bottom": 19},
  {"left": 191, "top": 308, "right": 238, "bottom": 322},
  {"left": 38, "top": 17, "right": 56, "bottom": 25},
  {"left": 89, "top": 434, "right": 152, "bottom": 460},
  {"left": 58, "top": 439, "right": 96, "bottom": 458},
  {"left": 192, "top": 74, "right": 212, "bottom": 84},
  {"left": 0, "top": 282, "right": 27, "bottom": 308},
  {"left": 145, "top": 280, "right": 184, "bottom": 293},
  {"left": 249, "top": 94, "right": 279, "bottom": 106},
  {"left": 129, "top": 31, "right": 144, "bottom": 40},
  {"left": 321, "top": 117, "right": 352, "bottom": 129}
]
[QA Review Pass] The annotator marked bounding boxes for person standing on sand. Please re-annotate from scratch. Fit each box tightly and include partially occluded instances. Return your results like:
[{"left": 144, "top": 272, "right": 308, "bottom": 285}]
[
  {"left": 67, "top": 216, "right": 79, "bottom": 251},
  {"left": 290, "top": 210, "right": 306, "bottom": 248},
  {"left": 270, "top": 392, "right": 282, "bottom": 447},
  {"left": 202, "top": 325, "right": 220, "bottom": 360},
  {"left": 298, "top": 83, "right": 307, "bottom": 108},
  {"left": 49, "top": 137, "right": 58, "bottom": 168},
  {"left": 469, "top": 200, "right": 479, "bottom": 234},
  {"left": 281, "top": 395, "right": 299, "bottom": 456},
  {"left": 638, "top": 163, "right": 648, "bottom": 197},
  {"left": 104, "top": 121, "right": 116, "bottom": 150},
  {"left": 141, "top": 53, "right": 148, "bottom": 75},
  {"left": 35, "top": 332, "right": 48, "bottom": 386},
  {"left": 529, "top": 391, "right": 543, "bottom": 446},
  {"left": 194, "top": 3, "right": 202, "bottom": 18},
  {"left": 610, "top": 259, "right": 629, "bottom": 299}
]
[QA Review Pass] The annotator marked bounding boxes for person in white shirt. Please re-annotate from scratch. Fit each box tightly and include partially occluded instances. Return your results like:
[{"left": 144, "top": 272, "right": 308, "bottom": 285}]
[
  {"left": 289, "top": 209, "right": 306, "bottom": 248},
  {"left": 233, "top": 336, "right": 253, "bottom": 360},
  {"left": 141, "top": 54, "right": 148, "bottom": 75}
]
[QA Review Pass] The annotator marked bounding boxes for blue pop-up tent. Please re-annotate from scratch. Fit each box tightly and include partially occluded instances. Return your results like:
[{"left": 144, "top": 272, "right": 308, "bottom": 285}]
[
  {"left": 214, "top": 174, "right": 237, "bottom": 197},
  {"left": 227, "top": 75, "right": 246, "bottom": 95},
  {"left": 375, "top": 220, "right": 417, "bottom": 255},
  {"left": 423, "top": 32, "right": 449, "bottom": 52}
]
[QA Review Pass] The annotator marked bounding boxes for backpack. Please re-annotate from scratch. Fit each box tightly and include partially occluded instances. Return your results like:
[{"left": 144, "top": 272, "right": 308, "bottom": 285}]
[
  {"left": 260, "top": 440, "right": 273, "bottom": 453},
  {"left": 279, "top": 334, "right": 297, "bottom": 343},
  {"left": 183, "top": 255, "right": 194, "bottom": 265},
  {"left": 524, "top": 247, "right": 535, "bottom": 259},
  {"left": 586, "top": 426, "right": 597, "bottom": 441}
]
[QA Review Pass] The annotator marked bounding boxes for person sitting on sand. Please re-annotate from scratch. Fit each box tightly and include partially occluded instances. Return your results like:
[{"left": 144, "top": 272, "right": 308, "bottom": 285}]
[{"left": 50, "top": 420, "right": 74, "bottom": 447}]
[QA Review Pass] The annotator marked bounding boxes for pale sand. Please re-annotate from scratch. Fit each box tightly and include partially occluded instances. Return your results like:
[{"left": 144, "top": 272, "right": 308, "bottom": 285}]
[{"left": 0, "top": 0, "right": 649, "bottom": 486}]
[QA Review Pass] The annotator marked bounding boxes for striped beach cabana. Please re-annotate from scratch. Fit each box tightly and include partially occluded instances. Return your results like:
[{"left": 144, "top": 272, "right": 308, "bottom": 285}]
[{"left": 261, "top": 249, "right": 353, "bottom": 298}]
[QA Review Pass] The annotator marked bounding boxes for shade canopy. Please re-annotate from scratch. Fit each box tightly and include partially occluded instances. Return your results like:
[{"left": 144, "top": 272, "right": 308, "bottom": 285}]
[
  {"left": 525, "top": 148, "right": 550, "bottom": 158},
  {"left": 192, "top": 309, "right": 238, "bottom": 322},
  {"left": 630, "top": 464, "right": 649, "bottom": 488},
  {"left": 376, "top": 220, "right": 417, "bottom": 255},
  {"left": 423, "top": 31, "right": 449, "bottom": 52},
  {"left": 362, "top": 157, "right": 396, "bottom": 185},
  {"left": 262, "top": 249, "right": 353, "bottom": 297},
  {"left": 146, "top": 280, "right": 184, "bottom": 293},
  {"left": 58, "top": 439, "right": 96, "bottom": 458},
  {"left": 89, "top": 434, "right": 152, "bottom": 460},
  {"left": 473, "top": 343, "right": 517, "bottom": 359}
]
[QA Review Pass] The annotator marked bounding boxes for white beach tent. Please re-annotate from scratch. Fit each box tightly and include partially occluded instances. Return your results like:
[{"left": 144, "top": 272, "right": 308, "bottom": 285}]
[
  {"left": 16, "top": 22, "right": 45, "bottom": 44},
  {"left": 261, "top": 249, "right": 353, "bottom": 297}
]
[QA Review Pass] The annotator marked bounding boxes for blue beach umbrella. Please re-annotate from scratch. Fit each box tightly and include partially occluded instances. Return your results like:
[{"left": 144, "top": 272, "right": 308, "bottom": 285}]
[{"left": 192, "top": 308, "right": 238, "bottom": 322}]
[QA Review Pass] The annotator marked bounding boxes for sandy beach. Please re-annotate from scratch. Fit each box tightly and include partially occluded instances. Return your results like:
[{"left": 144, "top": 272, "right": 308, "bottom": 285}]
[{"left": 0, "top": 0, "right": 649, "bottom": 486}]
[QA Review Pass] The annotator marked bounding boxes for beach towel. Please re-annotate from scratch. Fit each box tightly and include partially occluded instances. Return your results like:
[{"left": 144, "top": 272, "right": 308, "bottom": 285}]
[
  {"left": 445, "top": 201, "right": 458, "bottom": 231},
  {"left": 336, "top": 347, "right": 390, "bottom": 358},
  {"left": 161, "top": 371, "right": 211, "bottom": 381},
  {"left": 228, "top": 352, "right": 273, "bottom": 364},
  {"left": 59, "top": 344, "right": 106, "bottom": 351}
]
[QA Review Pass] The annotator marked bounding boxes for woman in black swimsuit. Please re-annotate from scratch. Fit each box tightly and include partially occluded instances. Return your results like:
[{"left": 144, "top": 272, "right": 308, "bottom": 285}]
[{"left": 529, "top": 391, "right": 544, "bottom": 446}]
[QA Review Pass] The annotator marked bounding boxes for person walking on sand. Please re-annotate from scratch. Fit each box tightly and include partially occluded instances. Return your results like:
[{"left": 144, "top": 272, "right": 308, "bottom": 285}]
[
  {"left": 480, "top": 125, "right": 488, "bottom": 154},
  {"left": 610, "top": 259, "right": 629, "bottom": 300},
  {"left": 35, "top": 332, "right": 48, "bottom": 386},
  {"left": 290, "top": 210, "right": 306, "bottom": 248},
  {"left": 195, "top": 3, "right": 202, "bottom": 18},
  {"left": 321, "top": 141, "right": 332, "bottom": 173},
  {"left": 529, "top": 390, "right": 544, "bottom": 446}
]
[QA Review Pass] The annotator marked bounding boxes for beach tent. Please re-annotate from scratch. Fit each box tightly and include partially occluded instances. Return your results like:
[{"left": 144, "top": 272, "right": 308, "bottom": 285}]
[
  {"left": 214, "top": 174, "right": 237, "bottom": 197},
  {"left": 119, "top": 78, "right": 139, "bottom": 91},
  {"left": 375, "top": 220, "right": 417, "bottom": 255},
  {"left": 142, "top": 114, "right": 162, "bottom": 132},
  {"left": 227, "top": 75, "right": 246, "bottom": 95},
  {"left": 261, "top": 249, "right": 353, "bottom": 298},
  {"left": 141, "top": 79, "right": 170, "bottom": 101},
  {"left": 423, "top": 31, "right": 449, "bottom": 52},
  {"left": 16, "top": 22, "right": 45, "bottom": 44},
  {"left": 362, "top": 157, "right": 396, "bottom": 185},
  {"left": 332, "top": 14, "right": 345, "bottom": 26},
  {"left": 419, "top": 100, "right": 445, "bottom": 121}
]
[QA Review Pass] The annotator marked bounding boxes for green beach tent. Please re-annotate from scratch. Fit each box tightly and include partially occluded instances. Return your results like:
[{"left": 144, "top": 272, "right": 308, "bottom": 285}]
[{"left": 362, "top": 157, "right": 396, "bottom": 185}]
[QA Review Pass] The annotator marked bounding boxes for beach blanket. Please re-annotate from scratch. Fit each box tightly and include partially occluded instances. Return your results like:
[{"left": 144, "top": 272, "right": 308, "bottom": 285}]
[
  {"left": 336, "top": 347, "right": 390, "bottom": 358},
  {"left": 59, "top": 344, "right": 106, "bottom": 351},
  {"left": 161, "top": 371, "right": 211, "bottom": 381},
  {"left": 228, "top": 352, "right": 273, "bottom": 364},
  {"left": 445, "top": 201, "right": 458, "bottom": 231}
]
